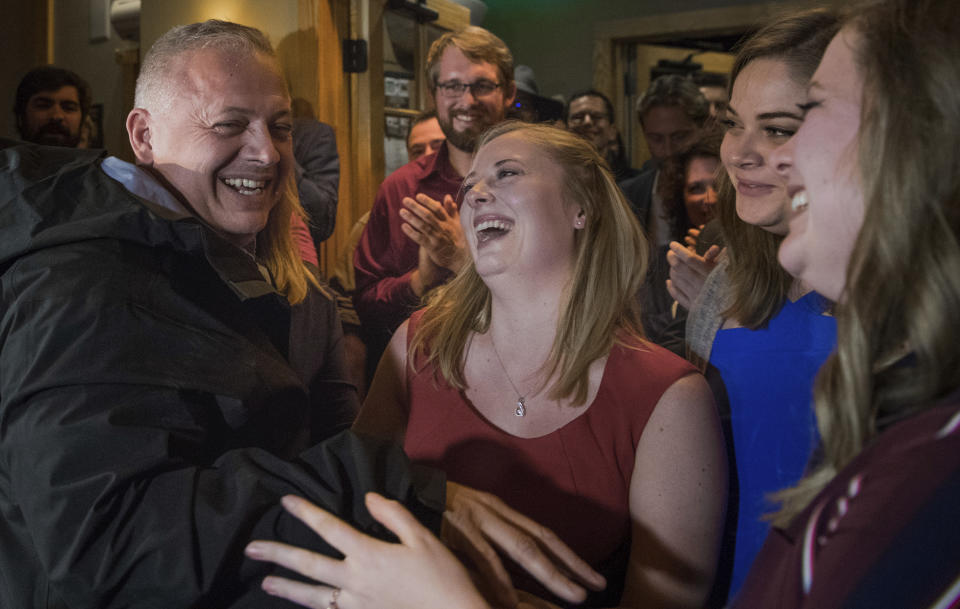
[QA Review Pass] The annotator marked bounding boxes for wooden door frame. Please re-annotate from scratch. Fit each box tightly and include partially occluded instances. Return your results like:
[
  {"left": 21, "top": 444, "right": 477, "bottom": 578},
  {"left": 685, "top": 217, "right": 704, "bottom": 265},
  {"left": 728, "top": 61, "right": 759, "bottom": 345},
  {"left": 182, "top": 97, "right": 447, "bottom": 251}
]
[{"left": 592, "top": 1, "right": 842, "bottom": 166}]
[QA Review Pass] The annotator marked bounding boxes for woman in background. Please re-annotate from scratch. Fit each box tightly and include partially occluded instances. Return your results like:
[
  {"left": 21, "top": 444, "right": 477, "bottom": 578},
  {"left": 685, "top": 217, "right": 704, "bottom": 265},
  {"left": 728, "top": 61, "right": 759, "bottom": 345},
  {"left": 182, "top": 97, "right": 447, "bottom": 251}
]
[
  {"left": 656, "top": 132, "right": 721, "bottom": 245},
  {"left": 643, "top": 132, "right": 722, "bottom": 350}
]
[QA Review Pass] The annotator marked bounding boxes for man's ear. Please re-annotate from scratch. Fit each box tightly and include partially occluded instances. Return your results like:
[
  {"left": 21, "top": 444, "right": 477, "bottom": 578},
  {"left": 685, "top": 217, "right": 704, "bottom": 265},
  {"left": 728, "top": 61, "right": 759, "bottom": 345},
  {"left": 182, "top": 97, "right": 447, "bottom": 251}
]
[{"left": 126, "top": 108, "right": 154, "bottom": 164}]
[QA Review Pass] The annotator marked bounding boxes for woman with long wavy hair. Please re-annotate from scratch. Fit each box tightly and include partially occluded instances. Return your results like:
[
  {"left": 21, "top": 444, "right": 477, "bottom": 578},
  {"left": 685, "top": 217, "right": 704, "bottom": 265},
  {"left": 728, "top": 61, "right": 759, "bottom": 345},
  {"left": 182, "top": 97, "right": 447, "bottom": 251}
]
[
  {"left": 733, "top": 0, "right": 960, "bottom": 604},
  {"left": 247, "top": 121, "right": 728, "bottom": 608},
  {"left": 356, "top": 121, "right": 726, "bottom": 608},
  {"left": 668, "top": 10, "right": 841, "bottom": 599}
]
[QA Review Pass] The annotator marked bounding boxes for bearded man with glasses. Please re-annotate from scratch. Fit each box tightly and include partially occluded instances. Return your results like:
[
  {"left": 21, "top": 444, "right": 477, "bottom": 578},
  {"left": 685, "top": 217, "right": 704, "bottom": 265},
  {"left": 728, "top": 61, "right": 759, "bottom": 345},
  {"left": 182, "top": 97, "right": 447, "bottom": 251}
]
[{"left": 354, "top": 26, "right": 516, "bottom": 381}]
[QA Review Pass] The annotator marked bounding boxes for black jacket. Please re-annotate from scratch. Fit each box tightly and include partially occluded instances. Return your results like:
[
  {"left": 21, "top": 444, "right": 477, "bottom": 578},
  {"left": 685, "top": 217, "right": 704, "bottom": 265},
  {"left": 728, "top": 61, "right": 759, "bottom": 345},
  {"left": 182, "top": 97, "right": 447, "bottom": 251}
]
[{"left": 0, "top": 140, "right": 444, "bottom": 608}]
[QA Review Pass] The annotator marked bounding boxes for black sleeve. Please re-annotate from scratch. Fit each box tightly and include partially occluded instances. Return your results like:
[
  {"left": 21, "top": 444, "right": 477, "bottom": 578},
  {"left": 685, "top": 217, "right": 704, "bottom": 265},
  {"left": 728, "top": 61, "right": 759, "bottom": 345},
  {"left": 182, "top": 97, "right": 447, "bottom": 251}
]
[
  {"left": 0, "top": 243, "right": 443, "bottom": 609},
  {"left": 294, "top": 120, "right": 340, "bottom": 245},
  {"left": 289, "top": 283, "right": 361, "bottom": 441}
]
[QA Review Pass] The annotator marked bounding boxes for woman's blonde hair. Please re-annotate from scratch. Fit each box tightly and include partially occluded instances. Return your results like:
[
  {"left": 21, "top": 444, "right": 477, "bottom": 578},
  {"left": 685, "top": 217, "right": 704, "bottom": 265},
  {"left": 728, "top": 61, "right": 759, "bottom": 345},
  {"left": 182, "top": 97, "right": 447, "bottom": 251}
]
[
  {"left": 720, "top": 8, "right": 840, "bottom": 328},
  {"left": 773, "top": 0, "right": 960, "bottom": 525},
  {"left": 410, "top": 121, "right": 648, "bottom": 405},
  {"left": 258, "top": 177, "right": 319, "bottom": 305}
]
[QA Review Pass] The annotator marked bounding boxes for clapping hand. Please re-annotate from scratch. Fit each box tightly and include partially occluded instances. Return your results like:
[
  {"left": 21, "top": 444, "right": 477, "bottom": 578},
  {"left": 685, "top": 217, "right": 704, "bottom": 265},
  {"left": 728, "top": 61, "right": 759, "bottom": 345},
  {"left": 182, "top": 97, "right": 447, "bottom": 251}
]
[
  {"left": 399, "top": 193, "right": 467, "bottom": 273},
  {"left": 666, "top": 240, "right": 723, "bottom": 311}
]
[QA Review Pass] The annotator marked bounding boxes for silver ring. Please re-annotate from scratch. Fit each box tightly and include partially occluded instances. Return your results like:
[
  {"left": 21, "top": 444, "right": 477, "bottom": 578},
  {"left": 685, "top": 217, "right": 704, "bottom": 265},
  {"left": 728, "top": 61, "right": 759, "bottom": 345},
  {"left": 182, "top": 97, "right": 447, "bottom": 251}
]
[{"left": 326, "top": 587, "right": 340, "bottom": 609}]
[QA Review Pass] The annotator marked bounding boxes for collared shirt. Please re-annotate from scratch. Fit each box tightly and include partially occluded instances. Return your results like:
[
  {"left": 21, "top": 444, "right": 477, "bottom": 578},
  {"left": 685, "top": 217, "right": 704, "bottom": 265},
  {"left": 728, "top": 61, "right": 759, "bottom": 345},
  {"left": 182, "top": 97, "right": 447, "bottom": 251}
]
[
  {"left": 101, "top": 156, "right": 187, "bottom": 216},
  {"left": 352, "top": 142, "right": 463, "bottom": 337},
  {"left": 100, "top": 156, "right": 278, "bottom": 283}
]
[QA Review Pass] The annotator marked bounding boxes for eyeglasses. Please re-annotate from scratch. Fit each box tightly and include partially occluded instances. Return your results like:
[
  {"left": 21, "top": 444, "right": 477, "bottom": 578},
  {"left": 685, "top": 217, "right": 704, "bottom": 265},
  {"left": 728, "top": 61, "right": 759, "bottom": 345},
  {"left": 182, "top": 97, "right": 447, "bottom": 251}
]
[
  {"left": 568, "top": 111, "right": 610, "bottom": 126},
  {"left": 436, "top": 80, "right": 502, "bottom": 99}
]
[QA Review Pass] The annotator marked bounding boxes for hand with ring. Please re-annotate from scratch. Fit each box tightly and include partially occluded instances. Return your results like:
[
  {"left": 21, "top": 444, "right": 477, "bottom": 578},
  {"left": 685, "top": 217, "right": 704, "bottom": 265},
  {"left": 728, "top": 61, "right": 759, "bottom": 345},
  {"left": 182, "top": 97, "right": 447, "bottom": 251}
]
[
  {"left": 245, "top": 493, "right": 490, "bottom": 609},
  {"left": 326, "top": 587, "right": 340, "bottom": 609}
]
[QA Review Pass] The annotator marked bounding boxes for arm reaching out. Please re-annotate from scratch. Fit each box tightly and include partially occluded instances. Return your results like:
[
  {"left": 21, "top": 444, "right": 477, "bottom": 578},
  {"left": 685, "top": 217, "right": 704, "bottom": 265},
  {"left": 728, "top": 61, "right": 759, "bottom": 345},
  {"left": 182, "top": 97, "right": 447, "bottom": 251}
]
[
  {"left": 247, "top": 485, "right": 607, "bottom": 609},
  {"left": 247, "top": 493, "right": 491, "bottom": 609},
  {"left": 355, "top": 324, "right": 607, "bottom": 606},
  {"left": 442, "top": 481, "right": 606, "bottom": 606}
]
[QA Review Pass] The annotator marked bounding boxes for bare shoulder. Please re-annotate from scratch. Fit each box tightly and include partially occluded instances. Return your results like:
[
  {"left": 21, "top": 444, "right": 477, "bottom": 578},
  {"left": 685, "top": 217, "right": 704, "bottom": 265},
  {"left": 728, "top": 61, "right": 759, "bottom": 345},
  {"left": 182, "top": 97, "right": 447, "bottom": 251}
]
[{"left": 644, "top": 372, "right": 718, "bottom": 438}]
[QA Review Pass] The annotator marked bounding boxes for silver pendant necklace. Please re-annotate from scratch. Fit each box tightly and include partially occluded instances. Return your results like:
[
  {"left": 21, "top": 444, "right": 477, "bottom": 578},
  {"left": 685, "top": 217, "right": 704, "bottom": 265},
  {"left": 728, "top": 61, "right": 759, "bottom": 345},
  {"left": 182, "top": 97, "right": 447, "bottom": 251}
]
[{"left": 489, "top": 334, "right": 528, "bottom": 417}]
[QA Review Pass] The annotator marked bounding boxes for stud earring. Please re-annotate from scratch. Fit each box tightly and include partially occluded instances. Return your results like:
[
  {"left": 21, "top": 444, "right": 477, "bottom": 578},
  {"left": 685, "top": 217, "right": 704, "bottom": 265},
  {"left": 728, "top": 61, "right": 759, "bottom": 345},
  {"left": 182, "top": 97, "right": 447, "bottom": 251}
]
[{"left": 575, "top": 216, "right": 585, "bottom": 228}]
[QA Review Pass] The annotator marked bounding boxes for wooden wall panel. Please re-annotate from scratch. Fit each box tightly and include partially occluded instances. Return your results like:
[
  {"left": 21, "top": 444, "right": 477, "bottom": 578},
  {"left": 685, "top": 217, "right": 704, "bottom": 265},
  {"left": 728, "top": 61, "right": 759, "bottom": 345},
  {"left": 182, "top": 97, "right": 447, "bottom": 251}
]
[{"left": 293, "top": 0, "right": 357, "bottom": 274}]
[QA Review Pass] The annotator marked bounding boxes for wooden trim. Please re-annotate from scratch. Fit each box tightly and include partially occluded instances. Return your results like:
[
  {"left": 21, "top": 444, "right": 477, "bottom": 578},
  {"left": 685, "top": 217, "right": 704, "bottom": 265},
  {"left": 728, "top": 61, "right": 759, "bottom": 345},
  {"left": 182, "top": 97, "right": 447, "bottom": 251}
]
[
  {"left": 385, "top": 107, "right": 423, "bottom": 118},
  {"left": 594, "top": 1, "right": 842, "bottom": 43},
  {"left": 45, "top": 0, "right": 54, "bottom": 62},
  {"left": 343, "top": 0, "right": 385, "bottom": 275},
  {"left": 292, "top": 0, "right": 357, "bottom": 275},
  {"left": 594, "top": 0, "right": 844, "bottom": 168}
]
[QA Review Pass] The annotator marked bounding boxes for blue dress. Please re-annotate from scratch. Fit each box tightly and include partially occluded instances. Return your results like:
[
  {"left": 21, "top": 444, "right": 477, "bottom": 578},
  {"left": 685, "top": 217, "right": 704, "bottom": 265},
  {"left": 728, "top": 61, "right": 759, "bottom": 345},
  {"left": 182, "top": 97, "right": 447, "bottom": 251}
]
[{"left": 710, "top": 292, "right": 837, "bottom": 599}]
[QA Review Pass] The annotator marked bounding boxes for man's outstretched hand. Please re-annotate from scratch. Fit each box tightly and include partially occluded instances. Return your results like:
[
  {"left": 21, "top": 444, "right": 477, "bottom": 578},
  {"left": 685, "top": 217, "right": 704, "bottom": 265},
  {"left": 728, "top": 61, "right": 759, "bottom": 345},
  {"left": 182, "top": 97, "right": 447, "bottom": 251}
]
[{"left": 443, "top": 482, "right": 606, "bottom": 608}]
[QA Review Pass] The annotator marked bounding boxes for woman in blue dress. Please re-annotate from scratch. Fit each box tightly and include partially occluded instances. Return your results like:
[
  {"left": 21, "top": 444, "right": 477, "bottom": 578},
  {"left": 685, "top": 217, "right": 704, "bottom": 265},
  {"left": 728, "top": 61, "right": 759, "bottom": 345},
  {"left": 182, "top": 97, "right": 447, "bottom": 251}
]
[{"left": 675, "top": 9, "right": 841, "bottom": 601}]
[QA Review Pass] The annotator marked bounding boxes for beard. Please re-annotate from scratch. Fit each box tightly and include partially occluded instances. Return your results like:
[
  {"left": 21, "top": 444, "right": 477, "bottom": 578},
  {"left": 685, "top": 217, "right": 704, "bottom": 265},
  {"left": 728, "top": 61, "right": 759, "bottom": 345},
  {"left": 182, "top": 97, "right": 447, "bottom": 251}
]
[
  {"left": 438, "top": 107, "right": 499, "bottom": 154},
  {"left": 25, "top": 121, "right": 81, "bottom": 147}
]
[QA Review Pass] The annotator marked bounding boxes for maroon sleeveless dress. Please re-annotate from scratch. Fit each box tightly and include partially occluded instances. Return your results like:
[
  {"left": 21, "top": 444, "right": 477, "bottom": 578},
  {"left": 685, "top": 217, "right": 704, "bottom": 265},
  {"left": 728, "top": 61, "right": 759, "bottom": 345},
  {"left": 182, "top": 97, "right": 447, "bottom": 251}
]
[{"left": 402, "top": 311, "right": 697, "bottom": 605}]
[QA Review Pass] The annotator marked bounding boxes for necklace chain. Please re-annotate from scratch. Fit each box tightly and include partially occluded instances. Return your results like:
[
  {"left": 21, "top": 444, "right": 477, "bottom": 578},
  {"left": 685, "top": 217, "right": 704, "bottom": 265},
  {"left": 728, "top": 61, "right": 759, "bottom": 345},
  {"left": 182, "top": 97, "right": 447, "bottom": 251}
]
[{"left": 489, "top": 334, "right": 528, "bottom": 417}]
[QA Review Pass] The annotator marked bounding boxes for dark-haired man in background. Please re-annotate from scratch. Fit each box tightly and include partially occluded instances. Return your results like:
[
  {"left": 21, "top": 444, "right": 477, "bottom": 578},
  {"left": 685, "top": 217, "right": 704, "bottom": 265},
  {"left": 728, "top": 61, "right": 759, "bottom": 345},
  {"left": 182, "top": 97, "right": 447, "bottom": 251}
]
[
  {"left": 14, "top": 65, "right": 91, "bottom": 148},
  {"left": 621, "top": 74, "right": 709, "bottom": 241}
]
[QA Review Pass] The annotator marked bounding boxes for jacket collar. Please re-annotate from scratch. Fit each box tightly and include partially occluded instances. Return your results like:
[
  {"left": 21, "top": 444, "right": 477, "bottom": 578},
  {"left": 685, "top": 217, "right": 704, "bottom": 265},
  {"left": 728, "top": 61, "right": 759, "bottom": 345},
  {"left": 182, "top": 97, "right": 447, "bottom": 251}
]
[{"left": 0, "top": 140, "right": 279, "bottom": 303}]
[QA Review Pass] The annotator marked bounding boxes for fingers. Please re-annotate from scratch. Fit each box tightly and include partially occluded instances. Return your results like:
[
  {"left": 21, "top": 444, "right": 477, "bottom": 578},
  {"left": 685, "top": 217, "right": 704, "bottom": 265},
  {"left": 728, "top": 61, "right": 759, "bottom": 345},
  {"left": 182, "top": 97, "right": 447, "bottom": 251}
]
[
  {"left": 703, "top": 244, "right": 722, "bottom": 261},
  {"left": 403, "top": 194, "right": 448, "bottom": 221},
  {"left": 399, "top": 207, "right": 432, "bottom": 238},
  {"left": 400, "top": 220, "right": 427, "bottom": 246},
  {"left": 260, "top": 576, "right": 341, "bottom": 609},
  {"left": 666, "top": 279, "right": 691, "bottom": 311},
  {"left": 668, "top": 240, "right": 697, "bottom": 264},
  {"left": 245, "top": 540, "right": 345, "bottom": 597},
  {"left": 446, "top": 485, "right": 604, "bottom": 601},
  {"left": 281, "top": 495, "right": 371, "bottom": 559},
  {"left": 443, "top": 508, "right": 518, "bottom": 609},
  {"left": 442, "top": 194, "right": 459, "bottom": 217},
  {"left": 400, "top": 196, "right": 454, "bottom": 242},
  {"left": 487, "top": 518, "right": 596, "bottom": 603},
  {"left": 365, "top": 492, "right": 430, "bottom": 547}
]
